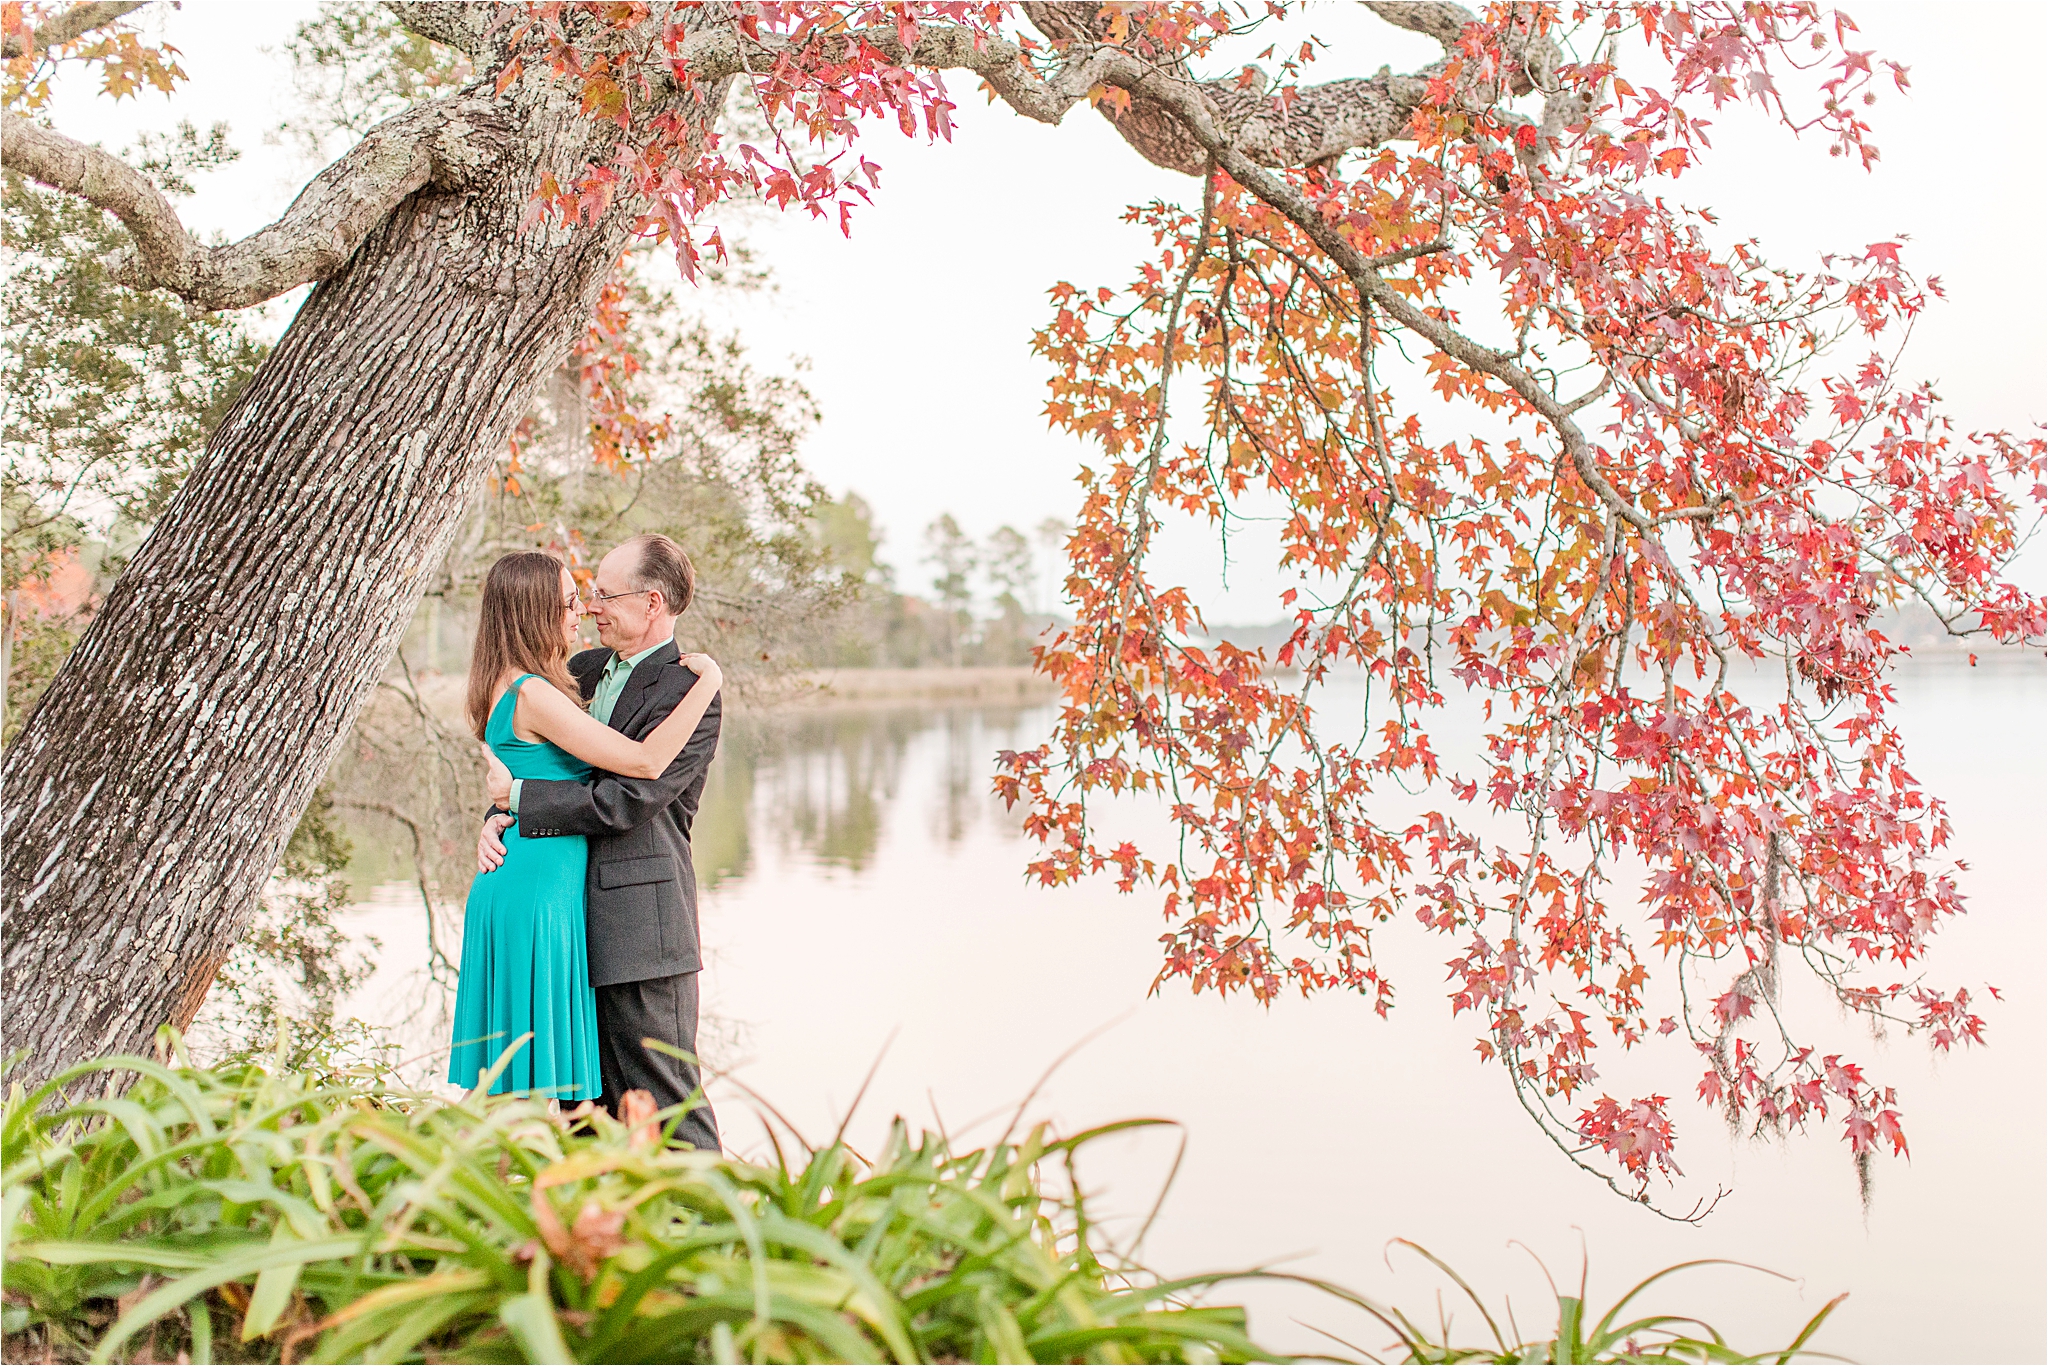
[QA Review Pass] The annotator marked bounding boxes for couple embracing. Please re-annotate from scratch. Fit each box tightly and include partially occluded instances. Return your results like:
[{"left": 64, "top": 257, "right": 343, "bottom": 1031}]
[{"left": 447, "top": 532, "right": 721, "bottom": 1151}]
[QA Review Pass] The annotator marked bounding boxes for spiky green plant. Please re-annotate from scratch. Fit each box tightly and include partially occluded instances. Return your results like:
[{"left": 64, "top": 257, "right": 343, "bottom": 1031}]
[
  {"left": 2, "top": 1037, "right": 1289, "bottom": 1364},
  {"left": 1, "top": 1038, "right": 1849, "bottom": 1364}
]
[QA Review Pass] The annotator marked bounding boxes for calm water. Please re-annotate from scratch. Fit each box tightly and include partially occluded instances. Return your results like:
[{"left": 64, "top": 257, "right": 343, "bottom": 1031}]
[{"left": 337, "top": 660, "right": 2046, "bottom": 1363}]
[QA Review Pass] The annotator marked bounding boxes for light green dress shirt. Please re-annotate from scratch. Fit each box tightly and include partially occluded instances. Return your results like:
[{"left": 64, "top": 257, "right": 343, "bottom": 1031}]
[{"left": 510, "top": 635, "right": 674, "bottom": 813}]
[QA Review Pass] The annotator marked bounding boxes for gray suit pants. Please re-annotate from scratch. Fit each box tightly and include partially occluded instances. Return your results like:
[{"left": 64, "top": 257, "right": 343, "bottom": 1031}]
[{"left": 594, "top": 971, "right": 720, "bottom": 1153}]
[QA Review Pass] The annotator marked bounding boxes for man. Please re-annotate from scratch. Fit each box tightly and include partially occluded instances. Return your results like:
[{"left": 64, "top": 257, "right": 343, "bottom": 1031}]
[{"left": 477, "top": 531, "right": 720, "bottom": 1151}]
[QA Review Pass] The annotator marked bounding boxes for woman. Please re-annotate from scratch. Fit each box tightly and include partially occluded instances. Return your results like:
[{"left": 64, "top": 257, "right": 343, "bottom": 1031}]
[{"left": 449, "top": 550, "right": 721, "bottom": 1102}]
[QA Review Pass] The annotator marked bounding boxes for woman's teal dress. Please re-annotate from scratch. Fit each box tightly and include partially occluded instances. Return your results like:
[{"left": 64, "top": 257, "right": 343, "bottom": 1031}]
[{"left": 448, "top": 676, "right": 603, "bottom": 1100}]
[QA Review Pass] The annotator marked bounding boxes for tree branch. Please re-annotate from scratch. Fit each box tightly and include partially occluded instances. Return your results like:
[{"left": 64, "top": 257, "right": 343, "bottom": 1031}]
[
  {"left": 642, "top": 18, "right": 1112, "bottom": 127},
  {"left": 0, "top": 1, "right": 147, "bottom": 60},
  {"left": 1018, "top": 0, "right": 1469, "bottom": 175},
  {"left": 634, "top": 8, "right": 1443, "bottom": 178},
  {"left": 383, "top": 1, "right": 502, "bottom": 58},
  {"left": 2, "top": 93, "right": 514, "bottom": 311},
  {"left": 1023, "top": 1, "right": 1572, "bottom": 178},
  {"left": 1361, "top": 1, "right": 1475, "bottom": 50}
]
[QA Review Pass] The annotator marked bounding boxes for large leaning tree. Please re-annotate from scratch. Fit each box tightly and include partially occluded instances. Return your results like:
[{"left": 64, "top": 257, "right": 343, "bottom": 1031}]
[{"left": 4, "top": 0, "right": 2040, "bottom": 1211}]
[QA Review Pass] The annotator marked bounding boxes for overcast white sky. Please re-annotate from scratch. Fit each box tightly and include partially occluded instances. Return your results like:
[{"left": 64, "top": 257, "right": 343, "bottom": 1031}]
[{"left": 41, "top": 1, "right": 2048, "bottom": 620}]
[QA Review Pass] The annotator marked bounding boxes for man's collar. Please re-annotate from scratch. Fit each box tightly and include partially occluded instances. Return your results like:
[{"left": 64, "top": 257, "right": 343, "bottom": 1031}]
[{"left": 608, "top": 633, "right": 676, "bottom": 673}]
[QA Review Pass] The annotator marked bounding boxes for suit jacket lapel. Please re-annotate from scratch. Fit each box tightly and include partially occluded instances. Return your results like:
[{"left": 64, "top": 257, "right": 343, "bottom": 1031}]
[
  {"left": 609, "top": 639, "right": 679, "bottom": 734},
  {"left": 571, "top": 649, "right": 612, "bottom": 703}
]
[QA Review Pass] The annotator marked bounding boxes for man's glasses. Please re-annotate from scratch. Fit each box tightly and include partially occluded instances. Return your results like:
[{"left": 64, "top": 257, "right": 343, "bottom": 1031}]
[{"left": 588, "top": 587, "right": 654, "bottom": 606}]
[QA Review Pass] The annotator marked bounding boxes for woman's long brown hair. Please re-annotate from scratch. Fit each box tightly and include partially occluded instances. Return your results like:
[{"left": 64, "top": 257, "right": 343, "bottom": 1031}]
[{"left": 466, "top": 551, "right": 584, "bottom": 741}]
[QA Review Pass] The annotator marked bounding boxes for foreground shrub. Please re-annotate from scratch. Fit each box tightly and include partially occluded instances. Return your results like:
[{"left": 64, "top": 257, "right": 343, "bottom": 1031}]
[
  {"left": 2, "top": 1041, "right": 1291, "bottom": 1364},
  {"left": 2, "top": 1043, "right": 1844, "bottom": 1363}
]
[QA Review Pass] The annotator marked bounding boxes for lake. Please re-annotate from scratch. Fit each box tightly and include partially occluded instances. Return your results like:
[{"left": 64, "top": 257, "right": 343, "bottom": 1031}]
[{"left": 336, "top": 658, "right": 2045, "bottom": 1363}]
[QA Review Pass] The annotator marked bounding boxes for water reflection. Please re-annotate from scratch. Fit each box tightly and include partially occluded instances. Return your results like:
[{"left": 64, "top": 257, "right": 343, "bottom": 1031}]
[
  {"left": 692, "top": 703, "right": 1039, "bottom": 886},
  {"left": 333, "top": 700, "right": 1042, "bottom": 897}
]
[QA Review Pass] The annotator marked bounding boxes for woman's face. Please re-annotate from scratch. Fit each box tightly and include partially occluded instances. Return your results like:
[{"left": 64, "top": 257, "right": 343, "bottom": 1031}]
[{"left": 558, "top": 568, "right": 582, "bottom": 649}]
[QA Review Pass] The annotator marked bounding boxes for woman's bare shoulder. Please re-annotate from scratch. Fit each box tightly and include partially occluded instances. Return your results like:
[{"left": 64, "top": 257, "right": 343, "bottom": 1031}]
[{"left": 515, "top": 674, "right": 573, "bottom": 708}]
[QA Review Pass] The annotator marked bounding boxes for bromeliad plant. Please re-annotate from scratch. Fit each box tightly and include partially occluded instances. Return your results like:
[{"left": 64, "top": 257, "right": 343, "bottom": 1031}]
[
  {"left": 1, "top": 1038, "right": 1288, "bottom": 1364},
  {"left": 1, "top": 1041, "right": 1853, "bottom": 1364}
]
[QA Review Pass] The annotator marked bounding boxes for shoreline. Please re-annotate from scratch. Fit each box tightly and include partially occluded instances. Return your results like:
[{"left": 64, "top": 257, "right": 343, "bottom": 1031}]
[
  {"left": 773, "top": 666, "right": 1058, "bottom": 705},
  {"left": 397, "top": 650, "right": 2036, "bottom": 721}
]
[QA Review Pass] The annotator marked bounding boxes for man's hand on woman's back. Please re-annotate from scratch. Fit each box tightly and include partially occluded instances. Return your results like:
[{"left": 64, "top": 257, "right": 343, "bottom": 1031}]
[{"left": 478, "top": 812, "right": 514, "bottom": 872}]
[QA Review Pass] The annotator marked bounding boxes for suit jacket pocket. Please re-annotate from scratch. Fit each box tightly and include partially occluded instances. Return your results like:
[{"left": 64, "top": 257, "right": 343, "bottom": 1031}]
[{"left": 598, "top": 855, "right": 674, "bottom": 889}]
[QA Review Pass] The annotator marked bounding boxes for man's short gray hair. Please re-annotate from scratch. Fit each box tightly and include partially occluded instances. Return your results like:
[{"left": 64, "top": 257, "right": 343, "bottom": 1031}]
[{"left": 622, "top": 533, "right": 695, "bottom": 616}]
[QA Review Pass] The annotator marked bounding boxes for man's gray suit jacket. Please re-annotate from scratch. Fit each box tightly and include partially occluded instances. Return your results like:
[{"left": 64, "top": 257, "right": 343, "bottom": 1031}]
[{"left": 515, "top": 641, "right": 720, "bottom": 987}]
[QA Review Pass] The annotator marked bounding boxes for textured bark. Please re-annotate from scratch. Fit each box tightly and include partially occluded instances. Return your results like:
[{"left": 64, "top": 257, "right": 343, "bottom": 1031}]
[
  {"left": 0, "top": 4, "right": 736, "bottom": 1089},
  {"left": 1020, "top": 1, "right": 1427, "bottom": 175},
  {"left": 1019, "top": 0, "right": 1559, "bottom": 177},
  {"left": 3, "top": 96, "right": 516, "bottom": 311}
]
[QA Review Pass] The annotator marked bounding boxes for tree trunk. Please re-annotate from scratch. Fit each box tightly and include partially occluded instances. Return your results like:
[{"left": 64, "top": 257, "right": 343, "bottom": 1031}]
[{"left": 0, "top": 51, "right": 727, "bottom": 1088}]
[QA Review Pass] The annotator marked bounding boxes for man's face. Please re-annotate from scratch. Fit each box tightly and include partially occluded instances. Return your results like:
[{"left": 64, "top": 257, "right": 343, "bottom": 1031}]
[{"left": 589, "top": 545, "right": 660, "bottom": 652}]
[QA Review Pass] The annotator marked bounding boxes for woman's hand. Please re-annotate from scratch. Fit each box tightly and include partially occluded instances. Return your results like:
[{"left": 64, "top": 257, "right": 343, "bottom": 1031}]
[{"left": 679, "top": 652, "right": 721, "bottom": 688}]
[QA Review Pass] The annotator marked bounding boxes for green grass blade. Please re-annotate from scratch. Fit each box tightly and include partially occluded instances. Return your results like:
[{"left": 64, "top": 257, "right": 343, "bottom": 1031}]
[
  {"left": 241, "top": 1226, "right": 306, "bottom": 1341},
  {"left": 1772, "top": 1292, "right": 1851, "bottom": 1364},
  {"left": 1586, "top": 1259, "right": 1792, "bottom": 1348},
  {"left": 500, "top": 1291, "right": 575, "bottom": 1364},
  {"left": 9, "top": 1239, "right": 243, "bottom": 1271},
  {"left": 976, "top": 1284, "right": 1034, "bottom": 1363},
  {"left": 1388, "top": 1240, "right": 1511, "bottom": 1354},
  {"left": 1557, "top": 1294, "right": 1585, "bottom": 1361},
  {"left": 86, "top": 1234, "right": 365, "bottom": 1364}
]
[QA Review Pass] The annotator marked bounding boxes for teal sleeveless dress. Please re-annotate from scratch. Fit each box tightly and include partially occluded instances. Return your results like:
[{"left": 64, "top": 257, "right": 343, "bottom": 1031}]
[{"left": 447, "top": 676, "right": 603, "bottom": 1101}]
